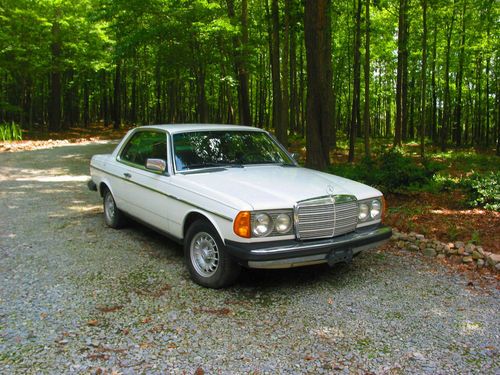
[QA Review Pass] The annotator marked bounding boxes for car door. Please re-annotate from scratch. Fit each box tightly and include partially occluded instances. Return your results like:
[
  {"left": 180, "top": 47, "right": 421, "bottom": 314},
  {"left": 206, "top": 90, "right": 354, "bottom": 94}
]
[{"left": 112, "top": 130, "right": 172, "bottom": 232}]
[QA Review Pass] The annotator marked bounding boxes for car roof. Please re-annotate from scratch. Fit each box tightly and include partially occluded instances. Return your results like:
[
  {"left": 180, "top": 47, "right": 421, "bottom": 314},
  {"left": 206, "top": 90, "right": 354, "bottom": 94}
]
[{"left": 139, "top": 123, "right": 266, "bottom": 134}]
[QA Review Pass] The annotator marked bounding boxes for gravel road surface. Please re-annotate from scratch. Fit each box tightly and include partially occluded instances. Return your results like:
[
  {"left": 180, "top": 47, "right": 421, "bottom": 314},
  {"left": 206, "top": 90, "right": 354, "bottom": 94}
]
[{"left": 0, "top": 142, "right": 499, "bottom": 374}]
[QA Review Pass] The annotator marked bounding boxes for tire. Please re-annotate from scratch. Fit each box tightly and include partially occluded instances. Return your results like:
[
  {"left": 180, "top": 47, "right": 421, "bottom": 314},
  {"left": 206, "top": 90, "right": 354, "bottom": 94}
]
[
  {"left": 103, "top": 188, "right": 126, "bottom": 229},
  {"left": 184, "top": 220, "right": 240, "bottom": 288}
]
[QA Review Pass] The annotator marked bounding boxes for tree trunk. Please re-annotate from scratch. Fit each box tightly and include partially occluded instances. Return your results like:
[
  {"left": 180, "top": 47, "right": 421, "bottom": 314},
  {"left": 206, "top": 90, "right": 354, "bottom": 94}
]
[
  {"left": 431, "top": 25, "right": 438, "bottom": 143},
  {"left": 441, "top": 1, "right": 456, "bottom": 151},
  {"left": 349, "top": 0, "right": 362, "bottom": 162},
  {"left": 267, "top": 0, "right": 285, "bottom": 143},
  {"left": 419, "top": 0, "right": 428, "bottom": 157},
  {"left": 363, "top": 0, "right": 371, "bottom": 158},
  {"left": 49, "top": 10, "right": 62, "bottom": 131},
  {"left": 113, "top": 61, "right": 121, "bottom": 130},
  {"left": 394, "top": 0, "right": 407, "bottom": 147},
  {"left": 289, "top": 0, "right": 298, "bottom": 134},
  {"left": 226, "top": 0, "right": 252, "bottom": 126},
  {"left": 282, "top": 0, "right": 290, "bottom": 138},
  {"left": 304, "top": 0, "right": 333, "bottom": 169},
  {"left": 454, "top": 0, "right": 466, "bottom": 146}
]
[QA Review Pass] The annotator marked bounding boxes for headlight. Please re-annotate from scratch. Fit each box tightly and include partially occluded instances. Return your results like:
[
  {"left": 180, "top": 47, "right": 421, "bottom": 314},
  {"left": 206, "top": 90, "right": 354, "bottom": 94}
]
[
  {"left": 370, "top": 199, "right": 381, "bottom": 218},
  {"left": 358, "top": 203, "right": 369, "bottom": 221},
  {"left": 275, "top": 213, "right": 292, "bottom": 233},
  {"left": 252, "top": 213, "right": 273, "bottom": 237}
]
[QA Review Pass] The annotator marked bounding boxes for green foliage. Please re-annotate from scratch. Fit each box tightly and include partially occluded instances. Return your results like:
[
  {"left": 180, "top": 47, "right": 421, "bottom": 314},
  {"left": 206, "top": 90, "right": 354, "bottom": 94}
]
[
  {"left": 0, "top": 122, "right": 23, "bottom": 141},
  {"left": 329, "top": 148, "right": 440, "bottom": 193},
  {"left": 461, "top": 172, "right": 500, "bottom": 211}
]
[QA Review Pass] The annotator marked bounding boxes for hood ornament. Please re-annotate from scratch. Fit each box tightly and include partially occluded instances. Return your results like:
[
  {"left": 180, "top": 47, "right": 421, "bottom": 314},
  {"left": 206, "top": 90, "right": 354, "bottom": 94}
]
[{"left": 326, "top": 184, "right": 335, "bottom": 195}]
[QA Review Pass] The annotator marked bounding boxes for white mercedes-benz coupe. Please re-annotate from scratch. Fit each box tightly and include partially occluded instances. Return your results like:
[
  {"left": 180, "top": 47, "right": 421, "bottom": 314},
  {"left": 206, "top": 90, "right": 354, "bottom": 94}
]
[{"left": 88, "top": 124, "right": 391, "bottom": 288}]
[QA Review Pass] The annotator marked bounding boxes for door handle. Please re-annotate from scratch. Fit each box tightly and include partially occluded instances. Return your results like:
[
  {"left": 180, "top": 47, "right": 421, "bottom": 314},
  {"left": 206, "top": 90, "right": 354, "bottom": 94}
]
[{"left": 123, "top": 173, "right": 132, "bottom": 179}]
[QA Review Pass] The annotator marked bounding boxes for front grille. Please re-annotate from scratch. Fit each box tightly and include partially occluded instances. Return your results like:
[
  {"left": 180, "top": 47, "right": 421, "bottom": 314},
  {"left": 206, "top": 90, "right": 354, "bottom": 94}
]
[{"left": 295, "top": 195, "right": 358, "bottom": 240}]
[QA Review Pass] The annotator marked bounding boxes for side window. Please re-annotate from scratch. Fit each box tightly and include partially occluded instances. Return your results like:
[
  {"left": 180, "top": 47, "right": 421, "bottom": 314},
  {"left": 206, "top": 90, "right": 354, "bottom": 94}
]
[{"left": 120, "top": 131, "right": 167, "bottom": 167}]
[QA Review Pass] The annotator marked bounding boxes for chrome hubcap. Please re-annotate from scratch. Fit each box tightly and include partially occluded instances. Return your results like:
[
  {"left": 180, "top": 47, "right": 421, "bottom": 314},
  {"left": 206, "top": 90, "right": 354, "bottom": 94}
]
[
  {"left": 190, "top": 232, "right": 219, "bottom": 277},
  {"left": 104, "top": 193, "right": 115, "bottom": 221}
]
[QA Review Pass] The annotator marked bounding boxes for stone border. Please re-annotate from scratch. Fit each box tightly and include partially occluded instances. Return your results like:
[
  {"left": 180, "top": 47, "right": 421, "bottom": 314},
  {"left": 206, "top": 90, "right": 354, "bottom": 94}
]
[{"left": 391, "top": 229, "right": 500, "bottom": 272}]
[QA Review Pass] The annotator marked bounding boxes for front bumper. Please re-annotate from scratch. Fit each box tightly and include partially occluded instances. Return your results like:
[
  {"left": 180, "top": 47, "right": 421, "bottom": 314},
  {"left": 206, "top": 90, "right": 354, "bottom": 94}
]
[{"left": 225, "top": 225, "right": 392, "bottom": 269}]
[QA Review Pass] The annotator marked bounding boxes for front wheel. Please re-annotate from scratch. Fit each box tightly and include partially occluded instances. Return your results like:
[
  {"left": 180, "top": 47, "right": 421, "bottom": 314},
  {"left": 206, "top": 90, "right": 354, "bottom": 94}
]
[
  {"left": 184, "top": 220, "right": 240, "bottom": 288},
  {"left": 103, "top": 188, "right": 125, "bottom": 228}
]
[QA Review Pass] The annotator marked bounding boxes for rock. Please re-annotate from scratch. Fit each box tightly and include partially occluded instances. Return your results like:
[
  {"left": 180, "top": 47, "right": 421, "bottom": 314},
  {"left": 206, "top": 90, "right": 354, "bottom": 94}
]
[
  {"left": 471, "top": 250, "right": 483, "bottom": 260},
  {"left": 415, "top": 234, "right": 425, "bottom": 240},
  {"left": 462, "top": 256, "right": 473, "bottom": 264},
  {"left": 476, "top": 259, "right": 485, "bottom": 268},
  {"left": 423, "top": 248, "right": 437, "bottom": 257},
  {"left": 476, "top": 246, "right": 485, "bottom": 256},
  {"left": 436, "top": 244, "right": 445, "bottom": 252},
  {"left": 446, "top": 248, "right": 457, "bottom": 255},
  {"left": 411, "top": 352, "right": 425, "bottom": 361},
  {"left": 486, "top": 253, "right": 500, "bottom": 267},
  {"left": 447, "top": 242, "right": 455, "bottom": 249},
  {"left": 419, "top": 241, "right": 427, "bottom": 250},
  {"left": 408, "top": 244, "right": 420, "bottom": 252},
  {"left": 455, "top": 241, "right": 465, "bottom": 249},
  {"left": 496, "top": 263, "right": 500, "bottom": 272},
  {"left": 397, "top": 241, "right": 406, "bottom": 249},
  {"left": 437, "top": 254, "right": 445, "bottom": 260},
  {"left": 457, "top": 247, "right": 465, "bottom": 256},
  {"left": 465, "top": 244, "right": 475, "bottom": 253}
]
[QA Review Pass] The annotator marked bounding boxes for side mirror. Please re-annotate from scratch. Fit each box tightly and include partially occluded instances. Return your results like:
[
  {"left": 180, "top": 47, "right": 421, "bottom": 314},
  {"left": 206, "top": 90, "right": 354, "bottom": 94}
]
[
  {"left": 146, "top": 158, "right": 167, "bottom": 173},
  {"left": 291, "top": 152, "right": 299, "bottom": 162}
]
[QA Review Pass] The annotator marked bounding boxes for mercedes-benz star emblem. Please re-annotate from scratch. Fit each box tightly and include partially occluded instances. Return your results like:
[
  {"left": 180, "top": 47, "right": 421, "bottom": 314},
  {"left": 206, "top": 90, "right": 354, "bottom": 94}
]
[{"left": 327, "top": 185, "right": 335, "bottom": 195}]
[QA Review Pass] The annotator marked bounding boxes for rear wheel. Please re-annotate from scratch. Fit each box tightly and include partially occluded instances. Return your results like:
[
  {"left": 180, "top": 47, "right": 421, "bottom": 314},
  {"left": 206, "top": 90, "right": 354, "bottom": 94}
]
[
  {"left": 184, "top": 220, "right": 240, "bottom": 288},
  {"left": 103, "top": 188, "right": 125, "bottom": 228}
]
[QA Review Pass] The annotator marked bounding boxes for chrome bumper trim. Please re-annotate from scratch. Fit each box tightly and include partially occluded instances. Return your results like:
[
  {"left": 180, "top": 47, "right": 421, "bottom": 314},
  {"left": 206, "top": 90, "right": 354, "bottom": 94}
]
[
  {"left": 249, "top": 226, "right": 392, "bottom": 255},
  {"left": 247, "top": 238, "right": 389, "bottom": 269}
]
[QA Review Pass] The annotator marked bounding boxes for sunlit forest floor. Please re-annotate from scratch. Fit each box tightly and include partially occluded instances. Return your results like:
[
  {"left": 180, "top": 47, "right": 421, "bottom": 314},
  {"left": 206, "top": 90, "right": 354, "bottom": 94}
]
[{"left": 1, "top": 124, "right": 498, "bottom": 257}]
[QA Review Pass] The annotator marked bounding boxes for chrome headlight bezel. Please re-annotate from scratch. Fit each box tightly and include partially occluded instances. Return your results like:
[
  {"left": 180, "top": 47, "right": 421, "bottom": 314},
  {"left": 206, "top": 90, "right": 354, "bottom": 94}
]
[
  {"left": 370, "top": 199, "right": 381, "bottom": 218},
  {"left": 275, "top": 213, "right": 292, "bottom": 233},
  {"left": 252, "top": 213, "right": 273, "bottom": 237},
  {"left": 357, "top": 197, "right": 383, "bottom": 225},
  {"left": 250, "top": 210, "right": 294, "bottom": 238}
]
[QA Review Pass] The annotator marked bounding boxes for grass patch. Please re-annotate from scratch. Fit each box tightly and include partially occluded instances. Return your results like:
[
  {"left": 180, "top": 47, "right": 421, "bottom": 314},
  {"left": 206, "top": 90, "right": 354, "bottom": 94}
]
[{"left": 0, "top": 122, "right": 23, "bottom": 141}]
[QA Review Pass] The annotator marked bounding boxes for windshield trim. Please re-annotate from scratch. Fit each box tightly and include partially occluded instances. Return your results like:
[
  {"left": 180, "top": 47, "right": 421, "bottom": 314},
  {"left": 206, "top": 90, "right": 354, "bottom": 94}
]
[{"left": 171, "top": 129, "right": 297, "bottom": 174}]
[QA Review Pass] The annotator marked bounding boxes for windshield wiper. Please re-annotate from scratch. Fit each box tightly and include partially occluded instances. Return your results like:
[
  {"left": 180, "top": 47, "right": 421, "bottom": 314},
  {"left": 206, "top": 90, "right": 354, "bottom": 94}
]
[{"left": 184, "top": 162, "right": 244, "bottom": 170}]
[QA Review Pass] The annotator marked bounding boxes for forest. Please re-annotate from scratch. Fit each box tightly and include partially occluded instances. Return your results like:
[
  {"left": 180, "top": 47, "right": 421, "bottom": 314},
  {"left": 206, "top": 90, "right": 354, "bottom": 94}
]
[{"left": 0, "top": 0, "right": 498, "bottom": 167}]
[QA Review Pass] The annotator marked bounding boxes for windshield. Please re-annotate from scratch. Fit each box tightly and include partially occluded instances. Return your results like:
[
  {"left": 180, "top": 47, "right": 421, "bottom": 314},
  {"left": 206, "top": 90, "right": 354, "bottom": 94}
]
[{"left": 172, "top": 130, "right": 294, "bottom": 171}]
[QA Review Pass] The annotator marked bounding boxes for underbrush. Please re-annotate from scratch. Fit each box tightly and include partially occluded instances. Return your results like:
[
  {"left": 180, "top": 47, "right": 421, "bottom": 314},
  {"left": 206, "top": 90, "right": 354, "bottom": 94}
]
[
  {"left": 328, "top": 148, "right": 441, "bottom": 193},
  {"left": 0, "top": 122, "right": 23, "bottom": 141},
  {"left": 329, "top": 145, "right": 499, "bottom": 212},
  {"left": 461, "top": 172, "right": 500, "bottom": 211}
]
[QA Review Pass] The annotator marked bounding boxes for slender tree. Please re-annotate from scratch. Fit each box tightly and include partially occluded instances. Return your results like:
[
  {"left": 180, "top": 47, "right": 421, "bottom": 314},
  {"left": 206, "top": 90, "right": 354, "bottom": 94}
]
[
  {"left": 394, "top": 0, "right": 407, "bottom": 147},
  {"left": 419, "top": 0, "right": 428, "bottom": 157},
  {"left": 349, "top": 0, "right": 362, "bottom": 162},
  {"left": 363, "top": 0, "right": 371, "bottom": 158}
]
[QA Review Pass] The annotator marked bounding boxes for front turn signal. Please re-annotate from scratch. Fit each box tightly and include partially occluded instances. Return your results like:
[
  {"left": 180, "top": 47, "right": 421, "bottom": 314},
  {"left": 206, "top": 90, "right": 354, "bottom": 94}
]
[
  {"left": 234, "top": 211, "right": 251, "bottom": 238},
  {"left": 382, "top": 196, "right": 387, "bottom": 222}
]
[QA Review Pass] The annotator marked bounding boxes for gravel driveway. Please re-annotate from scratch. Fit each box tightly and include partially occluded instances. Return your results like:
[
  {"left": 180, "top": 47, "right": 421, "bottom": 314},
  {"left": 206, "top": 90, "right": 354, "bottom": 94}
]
[{"left": 0, "top": 142, "right": 499, "bottom": 374}]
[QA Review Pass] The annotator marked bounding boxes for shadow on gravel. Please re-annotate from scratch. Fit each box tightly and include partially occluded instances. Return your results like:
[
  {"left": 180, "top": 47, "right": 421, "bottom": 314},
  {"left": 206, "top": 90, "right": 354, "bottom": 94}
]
[{"left": 122, "top": 218, "right": 358, "bottom": 292}]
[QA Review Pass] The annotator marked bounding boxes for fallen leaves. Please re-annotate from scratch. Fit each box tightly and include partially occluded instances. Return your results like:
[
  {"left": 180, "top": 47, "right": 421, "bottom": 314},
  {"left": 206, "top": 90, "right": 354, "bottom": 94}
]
[
  {"left": 96, "top": 305, "right": 123, "bottom": 313},
  {"left": 87, "top": 319, "right": 99, "bottom": 327},
  {"left": 193, "top": 307, "right": 232, "bottom": 316}
]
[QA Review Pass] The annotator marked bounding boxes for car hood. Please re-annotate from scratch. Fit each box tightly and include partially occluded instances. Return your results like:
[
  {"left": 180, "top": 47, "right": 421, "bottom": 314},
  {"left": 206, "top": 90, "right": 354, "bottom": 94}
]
[{"left": 172, "top": 165, "right": 382, "bottom": 211}]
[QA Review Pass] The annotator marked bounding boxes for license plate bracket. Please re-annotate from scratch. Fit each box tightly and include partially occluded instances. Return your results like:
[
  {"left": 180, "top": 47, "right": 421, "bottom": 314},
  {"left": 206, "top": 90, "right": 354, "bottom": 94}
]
[{"left": 327, "top": 248, "right": 353, "bottom": 266}]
